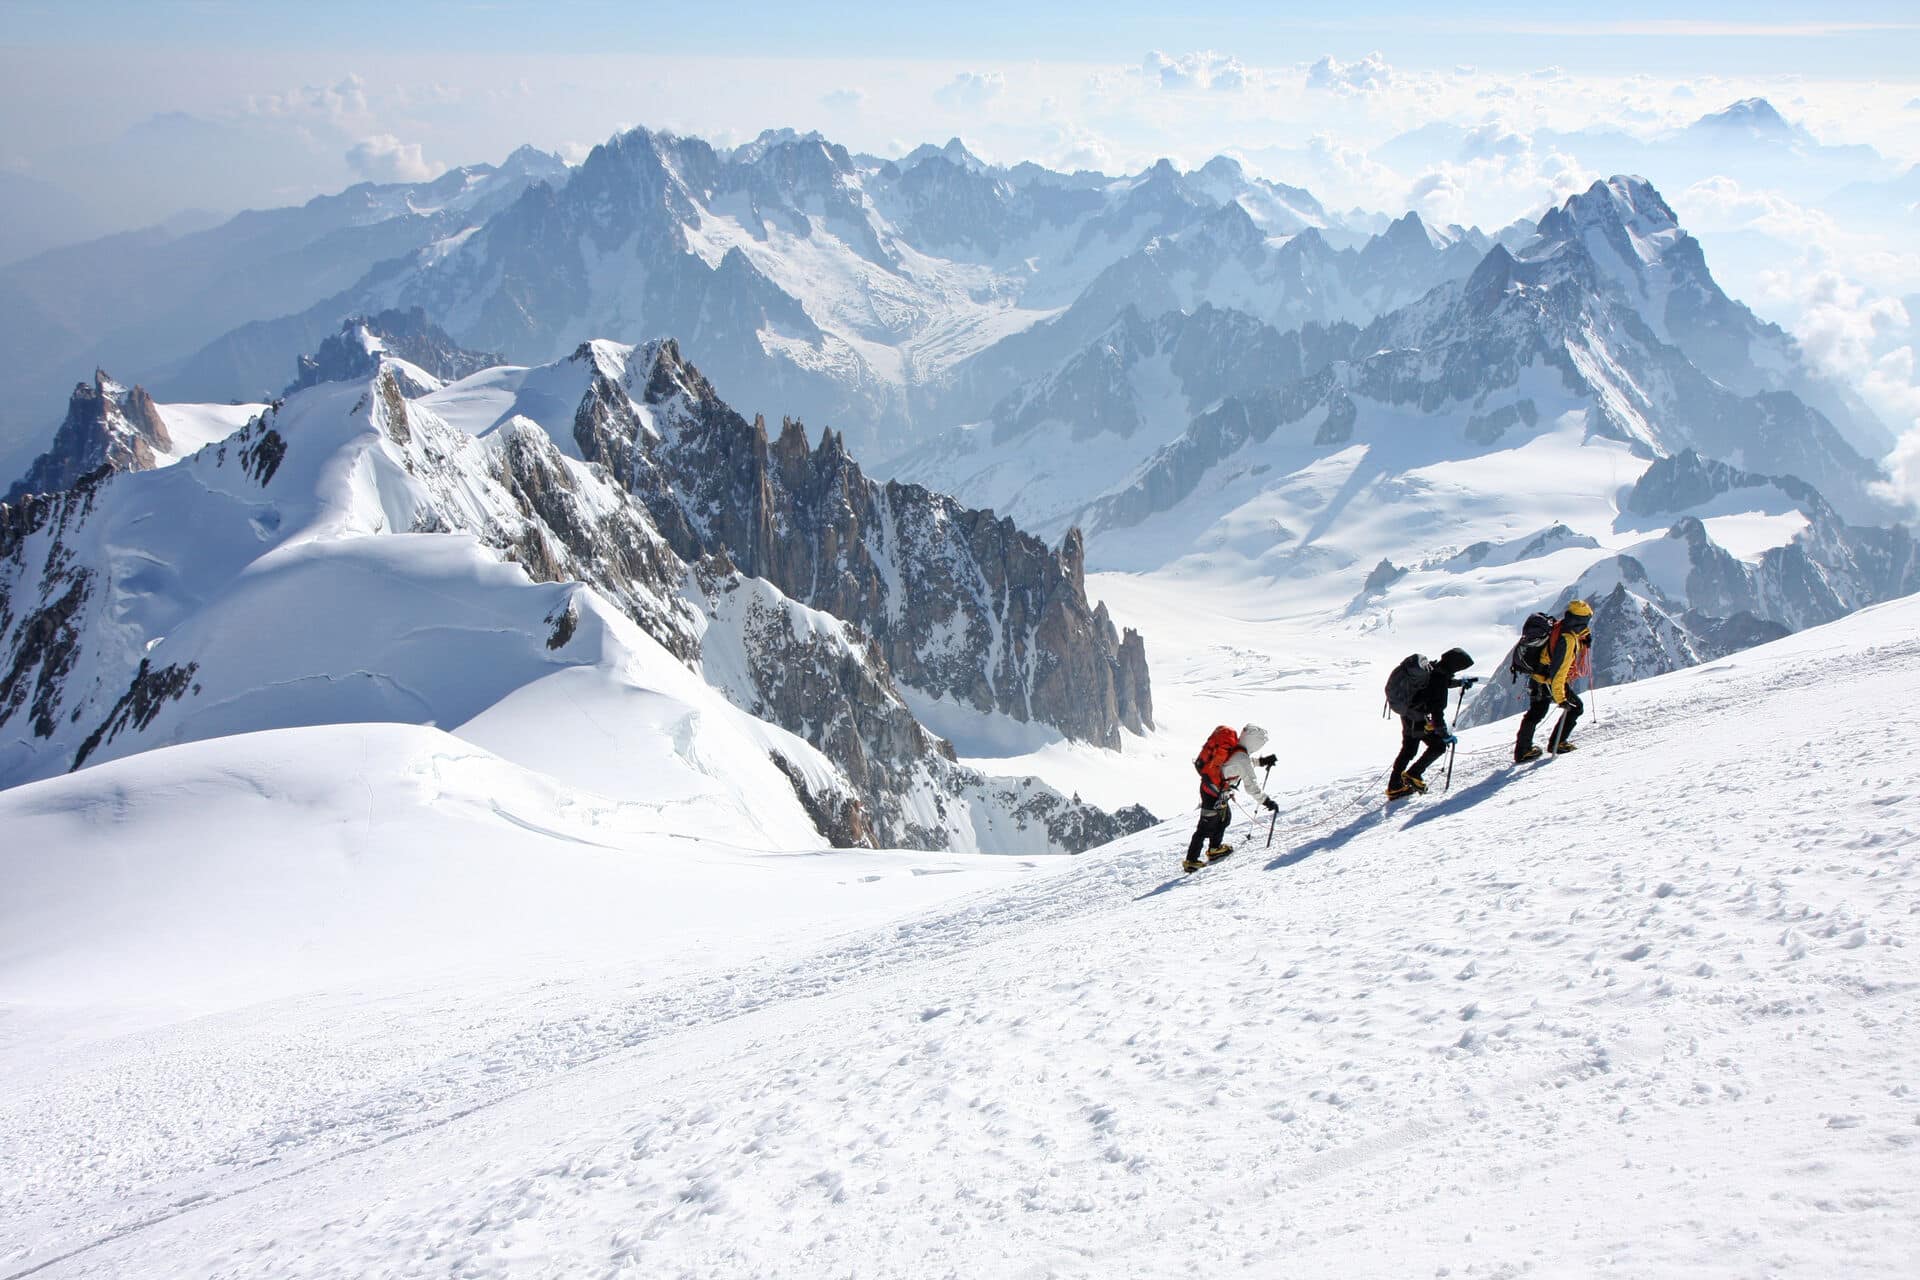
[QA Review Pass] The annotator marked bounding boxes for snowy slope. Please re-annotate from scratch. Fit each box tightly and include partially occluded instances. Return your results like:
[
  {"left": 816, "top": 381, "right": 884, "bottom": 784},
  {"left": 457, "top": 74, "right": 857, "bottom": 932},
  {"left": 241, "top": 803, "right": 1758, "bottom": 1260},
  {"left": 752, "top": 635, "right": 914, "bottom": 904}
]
[
  {"left": 149, "top": 401, "right": 266, "bottom": 462},
  {"left": 4, "top": 593, "right": 1916, "bottom": 1277}
]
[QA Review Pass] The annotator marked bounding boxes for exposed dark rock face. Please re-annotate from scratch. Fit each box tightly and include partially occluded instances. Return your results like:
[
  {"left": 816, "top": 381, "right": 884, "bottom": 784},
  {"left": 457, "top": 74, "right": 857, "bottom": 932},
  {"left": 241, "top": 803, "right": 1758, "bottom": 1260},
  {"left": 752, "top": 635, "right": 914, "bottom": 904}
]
[
  {"left": 1346, "top": 558, "right": 1407, "bottom": 614},
  {"left": 544, "top": 601, "right": 577, "bottom": 651},
  {"left": 285, "top": 309, "right": 505, "bottom": 397},
  {"left": 73, "top": 659, "right": 199, "bottom": 768},
  {"left": 238, "top": 415, "right": 288, "bottom": 485},
  {"left": 6, "top": 372, "right": 175, "bottom": 502},
  {"left": 766, "top": 750, "right": 873, "bottom": 848},
  {"left": 569, "top": 340, "right": 1153, "bottom": 748},
  {"left": 0, "top": 477, "right": 110, "bottom": 742}
]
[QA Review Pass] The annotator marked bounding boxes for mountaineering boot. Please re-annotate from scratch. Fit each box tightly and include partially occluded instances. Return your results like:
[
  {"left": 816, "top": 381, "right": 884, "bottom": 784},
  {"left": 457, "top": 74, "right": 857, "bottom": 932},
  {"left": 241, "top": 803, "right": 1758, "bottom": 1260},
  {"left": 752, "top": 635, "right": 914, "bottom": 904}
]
[
  {"left": 1552, "top": 739, "right": 1579, "bottom": 754},
  {"left": 1207, "top": 844, "right": 1235, "bottom": 863},
  {"left": 1401, "top": 775, "right": 1430, "bottom": 794},
  {"left": 1385, "top": 776, "right": 1415, "bottom": 800},
  {"left": 1182, "top": 855, "right": 1206, "bottom": 873},
  {"left": 1514, "top": 745, "right": 1543, "bottom": 763}
]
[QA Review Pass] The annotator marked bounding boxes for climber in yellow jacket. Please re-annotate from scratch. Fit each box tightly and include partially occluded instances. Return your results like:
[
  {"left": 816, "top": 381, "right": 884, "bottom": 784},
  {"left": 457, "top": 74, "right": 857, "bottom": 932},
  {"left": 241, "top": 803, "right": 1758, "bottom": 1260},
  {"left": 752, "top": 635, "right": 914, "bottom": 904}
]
[{"left": 1514, "top": 599, "right": 1593, "bottom": 762}]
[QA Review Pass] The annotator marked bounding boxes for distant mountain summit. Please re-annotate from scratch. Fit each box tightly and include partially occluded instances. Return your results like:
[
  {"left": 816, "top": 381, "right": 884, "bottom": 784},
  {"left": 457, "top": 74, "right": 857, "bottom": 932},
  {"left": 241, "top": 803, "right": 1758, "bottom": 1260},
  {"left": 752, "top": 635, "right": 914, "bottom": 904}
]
[
  {"left": 286, "top": 309, "right": 504, "bottom": 398},
  {"left": 157, "top": 126, "right": 1354, "bottom": 462},
  {"left": 4, "top": 372, "right": 174, "bottom": 503},
  {"left": 1684, "top": 98, "right": 1808, "bottom": 145}
]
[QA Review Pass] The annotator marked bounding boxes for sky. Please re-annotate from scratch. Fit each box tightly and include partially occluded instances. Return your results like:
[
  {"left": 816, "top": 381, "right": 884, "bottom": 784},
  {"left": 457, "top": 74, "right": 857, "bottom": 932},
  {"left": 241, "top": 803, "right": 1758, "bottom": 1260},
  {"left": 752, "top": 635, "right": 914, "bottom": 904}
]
[
  {"left": 1, "top": 0, "right": 1917, "bottom": 461},
  {"left": 3, "top": 0, "right": 1916, "bottom": 223}
]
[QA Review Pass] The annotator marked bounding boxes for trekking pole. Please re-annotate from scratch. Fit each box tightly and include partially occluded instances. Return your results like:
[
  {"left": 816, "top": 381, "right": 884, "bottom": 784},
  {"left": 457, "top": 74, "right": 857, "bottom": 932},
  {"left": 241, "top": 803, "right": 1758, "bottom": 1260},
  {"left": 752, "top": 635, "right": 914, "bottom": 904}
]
[
  {"left": 1262, "top": 763, "right": 1278, "bottom": 848},
  {"left": 1442, "top": 679, "right": 1467, "bottom": 792}
]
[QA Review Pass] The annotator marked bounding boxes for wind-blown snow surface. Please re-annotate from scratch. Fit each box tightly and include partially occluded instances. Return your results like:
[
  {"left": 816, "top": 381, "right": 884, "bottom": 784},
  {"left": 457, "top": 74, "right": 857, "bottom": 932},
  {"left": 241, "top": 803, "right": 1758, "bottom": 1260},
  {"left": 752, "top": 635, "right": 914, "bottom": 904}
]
[{"left": 5, "top": 595, "right": 1917, "bottom": 1277}]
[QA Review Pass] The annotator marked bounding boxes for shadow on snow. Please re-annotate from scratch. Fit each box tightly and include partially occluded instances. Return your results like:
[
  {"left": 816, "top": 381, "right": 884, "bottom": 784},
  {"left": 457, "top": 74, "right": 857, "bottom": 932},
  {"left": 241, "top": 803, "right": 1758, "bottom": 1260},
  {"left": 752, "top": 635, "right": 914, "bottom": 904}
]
[{"left": 1138, "top": 763, "right": 1530, "bottom": 896}]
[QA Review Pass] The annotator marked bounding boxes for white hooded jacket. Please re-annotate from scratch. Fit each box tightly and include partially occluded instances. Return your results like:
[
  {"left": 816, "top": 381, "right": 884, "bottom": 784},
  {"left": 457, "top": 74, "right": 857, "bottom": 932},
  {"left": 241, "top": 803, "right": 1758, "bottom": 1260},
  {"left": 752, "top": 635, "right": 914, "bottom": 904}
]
[{"left": 1219, "top": 724, "right": 1273, "bottom": 806}]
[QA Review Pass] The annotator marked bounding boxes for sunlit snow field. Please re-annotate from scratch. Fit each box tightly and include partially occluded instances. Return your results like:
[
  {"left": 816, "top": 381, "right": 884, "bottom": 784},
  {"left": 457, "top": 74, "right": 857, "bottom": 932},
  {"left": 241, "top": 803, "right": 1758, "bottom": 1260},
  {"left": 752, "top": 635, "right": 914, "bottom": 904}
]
[{"left": 4, "top": 591, "right": 1917, "bottom": 1278}]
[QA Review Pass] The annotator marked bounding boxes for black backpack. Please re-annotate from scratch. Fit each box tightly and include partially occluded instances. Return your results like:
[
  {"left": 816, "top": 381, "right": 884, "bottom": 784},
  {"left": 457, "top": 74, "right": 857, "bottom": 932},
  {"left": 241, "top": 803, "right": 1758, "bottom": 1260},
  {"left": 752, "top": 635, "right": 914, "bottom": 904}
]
[
  {"left": 1508, "top": 612, "right": 1555, "bottom": 682},
  {"left": 1383, "top": 654, "right": 1431, "bottom": 717}
]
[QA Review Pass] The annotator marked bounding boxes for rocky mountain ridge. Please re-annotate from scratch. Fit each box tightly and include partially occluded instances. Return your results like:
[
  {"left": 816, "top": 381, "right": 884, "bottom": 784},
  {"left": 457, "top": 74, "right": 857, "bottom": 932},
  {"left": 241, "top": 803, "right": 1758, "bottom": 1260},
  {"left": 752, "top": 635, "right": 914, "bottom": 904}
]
[
  {"left": 5, "top": 372, "right": 176, "bottom": 503},
  {"left": 0, "top": 338, "right": 1155, "bottom": 852}
]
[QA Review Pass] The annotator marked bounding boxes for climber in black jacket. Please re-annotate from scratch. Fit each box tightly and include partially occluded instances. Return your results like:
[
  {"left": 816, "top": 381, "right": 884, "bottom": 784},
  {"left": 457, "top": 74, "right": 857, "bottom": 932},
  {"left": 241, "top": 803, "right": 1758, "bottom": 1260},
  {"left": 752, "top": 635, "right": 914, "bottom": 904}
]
[{"left": 1387, "top": 647, "right": 1476, "bottom": 798}]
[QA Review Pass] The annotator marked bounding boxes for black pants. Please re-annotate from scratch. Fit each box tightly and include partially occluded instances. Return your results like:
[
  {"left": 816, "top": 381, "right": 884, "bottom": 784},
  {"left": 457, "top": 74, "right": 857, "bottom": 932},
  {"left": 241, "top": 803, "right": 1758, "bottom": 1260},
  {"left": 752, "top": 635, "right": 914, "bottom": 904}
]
[
  {"left": 1392, "top": 715, "right": 1448, "bottom": 782},
  {"left": 1516, "top": 681, "right": 1581, "bottom": 753},
  {"left": 1186, "top": 796, "right": 1231, "bottom": 859}
]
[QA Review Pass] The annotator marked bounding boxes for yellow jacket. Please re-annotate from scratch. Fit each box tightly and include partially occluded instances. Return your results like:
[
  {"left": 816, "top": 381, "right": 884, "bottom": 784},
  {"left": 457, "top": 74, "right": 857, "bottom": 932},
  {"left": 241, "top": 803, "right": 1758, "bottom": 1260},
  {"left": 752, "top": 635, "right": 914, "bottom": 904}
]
[{"left": 1530, "top": 629, "right": 1589, "bottom": 703}]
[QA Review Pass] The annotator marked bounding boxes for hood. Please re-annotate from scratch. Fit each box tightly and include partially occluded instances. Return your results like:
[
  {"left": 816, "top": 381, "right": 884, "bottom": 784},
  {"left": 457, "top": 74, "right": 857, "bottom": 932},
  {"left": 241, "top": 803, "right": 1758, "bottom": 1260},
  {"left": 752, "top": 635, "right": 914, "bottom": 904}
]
[
  {"left": 1239, "top": 724, "right": 1269, "bottom": 753},
  {"left": 1437, "top": 647, "right": 1474, "bottom": 674}
]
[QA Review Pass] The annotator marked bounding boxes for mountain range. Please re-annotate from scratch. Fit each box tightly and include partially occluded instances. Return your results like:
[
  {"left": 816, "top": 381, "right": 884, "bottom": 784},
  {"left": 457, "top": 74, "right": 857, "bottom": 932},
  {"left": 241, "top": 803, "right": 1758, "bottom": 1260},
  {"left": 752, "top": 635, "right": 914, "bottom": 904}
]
[{"left": 2, "top": 118, "right": 1916, "bottom": 838}]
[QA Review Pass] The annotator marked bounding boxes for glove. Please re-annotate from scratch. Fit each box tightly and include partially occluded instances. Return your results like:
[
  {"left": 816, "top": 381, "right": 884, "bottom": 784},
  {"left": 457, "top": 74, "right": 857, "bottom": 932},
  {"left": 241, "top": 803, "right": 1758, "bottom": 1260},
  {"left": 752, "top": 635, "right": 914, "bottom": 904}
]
[
  {"left": 1443, "top": 733, "right": 1458, "bottom": 747},
  {"left": 1457, "top": 676, "right": 1479, "bottom": 688},
  {"left": 1263, "top": 798, "right": 1278, "bottom": 812},
  {"left": 1257, "top": 753, "right": 1277, "bottom": 769}
]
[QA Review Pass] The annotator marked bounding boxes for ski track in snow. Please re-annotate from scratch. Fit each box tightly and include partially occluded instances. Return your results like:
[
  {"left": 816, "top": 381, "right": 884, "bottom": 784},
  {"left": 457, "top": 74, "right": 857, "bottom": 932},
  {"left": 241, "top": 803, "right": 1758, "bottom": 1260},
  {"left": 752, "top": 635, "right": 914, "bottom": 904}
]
[{"left": 5, "top": 608, "right": 1920, "bottom": 1277}]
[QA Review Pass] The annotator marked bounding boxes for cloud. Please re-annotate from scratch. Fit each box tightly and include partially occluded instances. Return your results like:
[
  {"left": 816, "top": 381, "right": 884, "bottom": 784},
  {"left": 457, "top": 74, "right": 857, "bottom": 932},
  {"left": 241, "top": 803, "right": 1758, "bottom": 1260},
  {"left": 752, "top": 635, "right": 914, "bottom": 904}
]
[
  {"left": 248, "top": 74, "right": 369, "bottom": 126},
  {"left": 1760, "top": 267, "right": 1920, "bottom": 499},
  {"left": 1483, "top": 19, "right": 1920, "bottom": 37},
  {"left": 1908, "top": 98, "right": 1920, "bottom": 111},
  {"left": 1678, "top": 176, "right": 1840, "bottom": 243},
  {"left": 1143, "top": 50, "right": 1249, "bottom": 93},
  {"left": 820, "top": 88, "right": 865, "bottom": 111},
  {"left": 1306, "top": 52, "right": 1394, "bottom": 94},
  {"left": 1401, "top": 130, "right": 1590, "bottom": 227},
  {"left": 934, "top": 72, "right": 1005, "bottom": 108},
  {"left": 1036, "top": 120, "right": 1121, "bottom": 174},
  {"left": 345, "top": 134, "right": 439, "bottom": 183}
]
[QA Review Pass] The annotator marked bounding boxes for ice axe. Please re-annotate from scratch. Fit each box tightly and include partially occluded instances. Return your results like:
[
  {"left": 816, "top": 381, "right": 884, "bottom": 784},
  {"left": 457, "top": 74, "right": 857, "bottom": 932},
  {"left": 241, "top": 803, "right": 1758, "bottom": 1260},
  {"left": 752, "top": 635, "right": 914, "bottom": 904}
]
[
  {"left": 1443, "top": 677, "right": 1475, "bottom": 793},
  {"left": 1263, "top": 761, "right": 1278, "bottom": 848}
]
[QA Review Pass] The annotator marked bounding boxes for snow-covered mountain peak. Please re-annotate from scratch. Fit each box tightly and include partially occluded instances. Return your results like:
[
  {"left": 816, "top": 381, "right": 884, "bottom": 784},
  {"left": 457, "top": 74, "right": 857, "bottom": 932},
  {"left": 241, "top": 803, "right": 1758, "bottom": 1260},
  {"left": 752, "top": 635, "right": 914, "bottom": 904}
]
[
  {"left": 1516, "top": 175, "right": 1692, "bottom": 342},
  {"left": 900, "top": 137, "right": 988, "bottom": 174},
  {"left": 1687, "top": 96, "right": 1809, "bottom": 145},
  {"left": 1536, "top": 176, "right": 1679, "bottom": 253},
  {"left": 1195, "top": 154, "right": 1245, "bottom": 184},
  {"left": 493, "top": 144, "right": 570, "bottom": 187}
]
